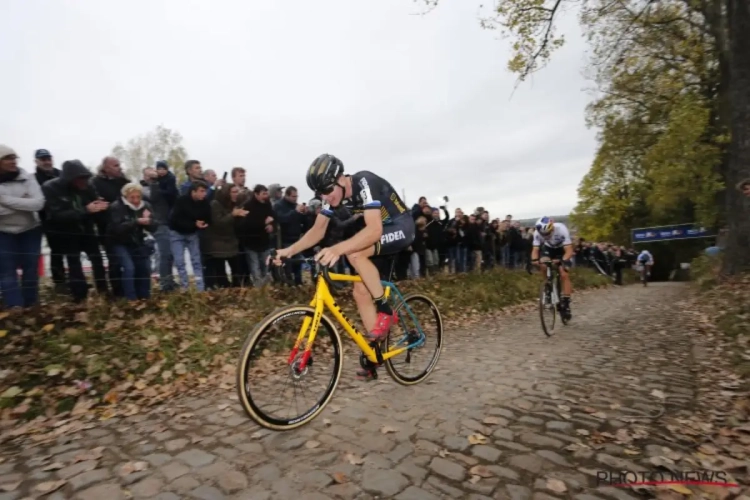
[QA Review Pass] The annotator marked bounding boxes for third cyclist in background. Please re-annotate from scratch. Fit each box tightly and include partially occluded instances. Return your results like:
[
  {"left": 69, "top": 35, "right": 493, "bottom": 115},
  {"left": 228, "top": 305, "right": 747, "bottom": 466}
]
[
  {"left": 637, "top": 249, "right": 654, "bottom": 283},
  {"left": 530, "top": 217, "right": 574, "bottom": 320}
]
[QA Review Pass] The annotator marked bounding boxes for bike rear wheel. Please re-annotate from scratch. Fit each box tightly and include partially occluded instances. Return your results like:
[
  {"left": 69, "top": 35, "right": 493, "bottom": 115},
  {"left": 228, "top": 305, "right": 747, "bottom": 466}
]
[
  {"left": 539, "top": 281, "right": 556, "bottom": 337},
  {"left": 236, "top": 305, "right": 343, "bottom": 430},
  {"left": 385, "top": 293, "right": 443, "bottom": 385}
]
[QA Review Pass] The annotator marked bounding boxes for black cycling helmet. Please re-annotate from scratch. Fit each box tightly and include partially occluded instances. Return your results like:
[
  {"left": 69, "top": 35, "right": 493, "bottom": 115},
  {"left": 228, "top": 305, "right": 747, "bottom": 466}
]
[{"left": 306, "top": 154, "right": 344, "bottom": 194}]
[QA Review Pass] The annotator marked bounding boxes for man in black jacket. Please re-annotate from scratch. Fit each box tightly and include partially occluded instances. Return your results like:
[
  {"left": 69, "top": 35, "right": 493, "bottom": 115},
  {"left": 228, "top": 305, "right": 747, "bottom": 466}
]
[
  {"left": 42, "top": 160, "right": 109, "bottom": 302},
  {"left": 141, "top": 166, "right": 176, "bottom": 291},
  {"left": 239, "top": 185, "right": 275, "bottom": 286},
  {"left": 273, "top": 186, "right": 308, "bottom": 285},
  {"left": 33, "top": 149, "right": 65, "bottom": 292},
  {"left": 155, "top": 160, "right": 178, "bottom": 208},
  {"left": 91, "top": 156, "right": 130, "bottom": 297},
  {"left": 168, "top": 181, "right": 211, "bottom": 291}
]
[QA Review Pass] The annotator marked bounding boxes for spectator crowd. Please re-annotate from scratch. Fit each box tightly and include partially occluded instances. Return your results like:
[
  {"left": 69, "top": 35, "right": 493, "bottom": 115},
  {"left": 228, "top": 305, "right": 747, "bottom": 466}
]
[{"left": 0, "top": 144, "right": 635, "bottom": 310}]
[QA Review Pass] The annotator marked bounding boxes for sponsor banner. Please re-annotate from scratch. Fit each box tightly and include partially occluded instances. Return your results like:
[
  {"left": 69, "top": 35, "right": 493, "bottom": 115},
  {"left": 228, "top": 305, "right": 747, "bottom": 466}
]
[{"left": 631, "top": 223, "right": 713, "bottom": 243}]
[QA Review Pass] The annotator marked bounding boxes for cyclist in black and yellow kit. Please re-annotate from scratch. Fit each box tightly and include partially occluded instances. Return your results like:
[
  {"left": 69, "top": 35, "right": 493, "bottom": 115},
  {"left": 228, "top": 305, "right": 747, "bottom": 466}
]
[{"left": 272, "top": 154, "right": 415, "bottom": 378}]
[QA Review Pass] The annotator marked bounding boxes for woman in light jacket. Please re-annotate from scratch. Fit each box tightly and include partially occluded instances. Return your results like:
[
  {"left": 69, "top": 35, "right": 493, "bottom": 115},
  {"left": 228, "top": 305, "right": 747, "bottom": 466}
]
[
  {"left": 0, "top": 145, "right": 45, "bottom": 309},
  {"left": 108, "top": 183, "right": 158, "bottom": 300}
]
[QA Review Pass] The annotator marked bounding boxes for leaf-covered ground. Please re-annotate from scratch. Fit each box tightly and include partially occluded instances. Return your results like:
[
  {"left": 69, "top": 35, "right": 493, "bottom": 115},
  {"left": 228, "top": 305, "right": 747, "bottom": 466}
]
[
  {"left": 0, "top": 268, "right": 610, "bottom": 427},
  {"left": 650, "top": 267, "right": 750, "bottom": 499}
]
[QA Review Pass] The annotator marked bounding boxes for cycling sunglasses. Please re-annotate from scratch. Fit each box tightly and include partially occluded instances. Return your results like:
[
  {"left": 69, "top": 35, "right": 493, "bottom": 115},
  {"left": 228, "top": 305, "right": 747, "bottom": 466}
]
[{"left": 316, "top": 184, "right": 337, "bottom": 196}]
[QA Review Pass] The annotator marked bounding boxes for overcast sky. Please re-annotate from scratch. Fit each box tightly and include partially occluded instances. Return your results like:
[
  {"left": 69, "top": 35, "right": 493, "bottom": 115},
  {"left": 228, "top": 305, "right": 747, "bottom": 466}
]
[{"left": 1, "top": 0, "right": 594, "bottom": 220}]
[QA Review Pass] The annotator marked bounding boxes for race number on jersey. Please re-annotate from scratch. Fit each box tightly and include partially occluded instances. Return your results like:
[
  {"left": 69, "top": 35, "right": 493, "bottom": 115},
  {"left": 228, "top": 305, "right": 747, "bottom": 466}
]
[{"left": 358, "top": 177, "right": 374, "bottom": 207}]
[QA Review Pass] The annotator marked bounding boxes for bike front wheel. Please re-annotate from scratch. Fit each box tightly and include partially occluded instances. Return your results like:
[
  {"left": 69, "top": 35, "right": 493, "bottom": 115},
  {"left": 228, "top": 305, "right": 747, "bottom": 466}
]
[
  {"left": 539, "top": 281, "right": 557, "bottom": 337},
  {"left": 236, "top": 305, "right": 344, "bottom": 431},
  {"left": 384, "top": 293, "right": 443, "bottom": 385}
]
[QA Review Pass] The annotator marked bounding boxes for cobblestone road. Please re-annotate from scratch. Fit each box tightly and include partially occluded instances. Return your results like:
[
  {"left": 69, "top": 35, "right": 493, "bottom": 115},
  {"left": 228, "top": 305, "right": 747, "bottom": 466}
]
[{"left": 2, "top": 283, "right": 708, "bottom": 499}]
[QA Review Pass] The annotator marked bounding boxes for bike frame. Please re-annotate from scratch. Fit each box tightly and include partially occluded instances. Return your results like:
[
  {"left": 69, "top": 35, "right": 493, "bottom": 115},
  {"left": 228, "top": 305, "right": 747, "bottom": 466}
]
[
  {"left": 540, "top": 259, "right": 561, "bottom": 305},
  {"left": 286, "top": 271, "right": 423, "bottom": 370}
]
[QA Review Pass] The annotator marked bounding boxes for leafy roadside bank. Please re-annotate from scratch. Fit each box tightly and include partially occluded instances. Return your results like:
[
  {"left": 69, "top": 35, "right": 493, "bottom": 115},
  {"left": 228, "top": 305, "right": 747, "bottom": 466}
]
[
  {"left": 0, "top": 268, "right": 609, "bottom": 432},
  {"left": 642, "top": 255, "right": 750, "bottom": 497},
  {"left": 688, "top": 255, "right": 750, "bottom": 377}
]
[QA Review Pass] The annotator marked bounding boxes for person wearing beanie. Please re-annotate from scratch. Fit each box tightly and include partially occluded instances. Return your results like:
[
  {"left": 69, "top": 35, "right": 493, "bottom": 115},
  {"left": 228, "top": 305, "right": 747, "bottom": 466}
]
[
  {"left": 154, "top": 160, "right": 178, "bottom": 208},
  {"left": 0, "top": 145, "right": 45, "bottom": 308},
  {"left": 42, "top": 160, "right": 109, "bottom": 302}
]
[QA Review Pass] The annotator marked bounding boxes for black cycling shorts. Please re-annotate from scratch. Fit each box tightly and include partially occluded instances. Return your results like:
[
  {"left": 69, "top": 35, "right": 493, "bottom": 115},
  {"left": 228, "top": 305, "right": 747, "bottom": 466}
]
[
  {"left": 539, "top": 245, "right": 565, "bottom": 260},
  {"left": 374, "top": 216, "right": 415, "bottom": 257},
  {"left": 348, "top": 216, "right": 415, "bottom": 281}
]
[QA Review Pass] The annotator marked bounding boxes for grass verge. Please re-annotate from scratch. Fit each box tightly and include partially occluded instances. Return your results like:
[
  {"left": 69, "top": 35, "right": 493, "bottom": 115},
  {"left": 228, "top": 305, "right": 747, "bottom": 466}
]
[{"left": 0, "top": 268, "right": 609, "bottom": 423}]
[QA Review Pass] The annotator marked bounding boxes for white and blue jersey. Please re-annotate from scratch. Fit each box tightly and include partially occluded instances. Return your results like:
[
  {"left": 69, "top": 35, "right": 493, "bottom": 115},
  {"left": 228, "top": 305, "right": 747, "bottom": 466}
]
[
  {"left": 533, "top": 222, "right": 572, "bottom": 248},
  {"left": 638, "top": 250, "right": 653, "bottom": 264}
]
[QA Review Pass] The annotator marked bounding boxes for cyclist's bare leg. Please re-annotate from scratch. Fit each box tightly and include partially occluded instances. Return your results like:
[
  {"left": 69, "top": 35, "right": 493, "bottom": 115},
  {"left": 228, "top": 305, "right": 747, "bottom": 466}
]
[
  {"left": 352, "top": 282, "right": 377, "bottom": 333},
  {"left": 559, "top": 266, "right": 573, "bottom": 296},
  {"left": 347, "top": 247, "right": 385, "bottom": 333}
]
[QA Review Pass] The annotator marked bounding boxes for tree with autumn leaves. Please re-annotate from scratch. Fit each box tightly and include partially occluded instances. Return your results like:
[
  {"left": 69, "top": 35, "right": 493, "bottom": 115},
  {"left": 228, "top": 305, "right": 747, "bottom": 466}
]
[
  {"left": 422, "top": 0, "right": 749, "bottom": 275},
  {"left": 111, "top": 125, "right": 190, "bottom": 183}
]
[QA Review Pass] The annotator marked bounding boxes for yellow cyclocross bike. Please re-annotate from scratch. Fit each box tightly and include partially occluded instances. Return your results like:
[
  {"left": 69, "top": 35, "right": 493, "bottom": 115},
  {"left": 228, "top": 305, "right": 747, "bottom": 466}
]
[{"left": 236, "top": 253, "right": 443, "bottom": 430}]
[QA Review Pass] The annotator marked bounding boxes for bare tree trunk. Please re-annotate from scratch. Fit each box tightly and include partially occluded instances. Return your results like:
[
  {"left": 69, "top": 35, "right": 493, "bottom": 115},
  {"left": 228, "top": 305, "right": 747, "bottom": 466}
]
[{"left": 722, "top": 0, "right": 750, "bottom": 275}]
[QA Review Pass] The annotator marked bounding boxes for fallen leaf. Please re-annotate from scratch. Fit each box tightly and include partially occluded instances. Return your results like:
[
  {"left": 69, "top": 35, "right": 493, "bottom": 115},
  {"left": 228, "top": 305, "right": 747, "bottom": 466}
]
[
  {"left": 344, "top": 452, "right": 364, "bottom": 465},
  {"left": 217, "top": 403, "right": 230, "bottom": 411},
  {"left": 0, "top": 330, "right": 7, "bottom": 338},
  {"left": 468, "top": 433, "right": 488, "bottom": 445},
  {"left": 651, "top": 389, "right": 666, "bottom": 400},
  {"left": 438, "top": 449, "right": 450, "bottom": 458},
  {"left": 70, "top": 345, "right": 83, "bottom": 354},
  {"left": 74, "top": 446, "right": 104, "bottom": 463},
  {"left": 41, "top": 324, "right": 55, "bottom": 333},
  {"left": 103, "top": 390, "right": 118, "bottom": 405},
  {"left": 45, "top": 365, "right": 64, "bottom": 377},
  {"left": 120, "top": 461, "right": 148, "bottom": 475},
  {"left": 698, "top": 443, "right": 718, "bottom": 455},
  {"left": 0, "top": 386, "right": 22, "bottom": 399},
  {"left": 576, "top": 429, "right": 590, "bottom": 436},
  {"left": 469, "top": 465, "right": 493, "bottom": 478},
  {"left": 624, "top": 448, "right": 641, "bottom": 455},
  {"left": 35, "top": 480, "right": 66, "bottom": 494},
  {"left": 615, "top": 429, "right": 633, "bottom": 444},
  {"left": 305, "top": 440, "right": 320, "bottom": 449},
  {"left": 667, "top": 484, "right": 693, "bottom": 495},
  {"left": 332, "top": 472, "right": 349, "bottom": 483},
  {"left": 380, "top": 425, "right": 397, "bottom": 434},
  {"left": 546, "top": 478, "right": 567, "bottom": 493},
  {"left": 174, "top": 363, "right": 187, "bottom": 375},
  {"left": 0, "top": 482, "right": 20, "bottom": 492}
]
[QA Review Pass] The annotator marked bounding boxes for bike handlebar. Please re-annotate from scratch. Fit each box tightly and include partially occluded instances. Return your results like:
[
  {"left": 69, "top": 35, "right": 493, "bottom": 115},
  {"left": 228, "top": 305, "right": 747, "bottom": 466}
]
[{"left": 268, "top": 250, "right": 345, "bottom": 290}]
